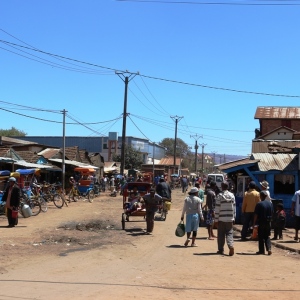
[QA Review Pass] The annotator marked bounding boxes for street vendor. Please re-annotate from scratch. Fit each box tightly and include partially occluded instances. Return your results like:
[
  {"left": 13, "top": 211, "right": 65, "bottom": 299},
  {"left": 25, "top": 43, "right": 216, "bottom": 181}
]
[{"left": 143, "top": 188, "right": 162, "bottom": 234}]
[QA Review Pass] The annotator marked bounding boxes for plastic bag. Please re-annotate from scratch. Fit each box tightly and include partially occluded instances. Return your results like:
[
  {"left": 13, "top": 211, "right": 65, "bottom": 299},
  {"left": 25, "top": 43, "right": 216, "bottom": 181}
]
[
  {"left": 251, "top": 226, "right": 258, "bottom": 240},
  {"left": 175, "top": 221, "right": 185, "bottom": 237}
]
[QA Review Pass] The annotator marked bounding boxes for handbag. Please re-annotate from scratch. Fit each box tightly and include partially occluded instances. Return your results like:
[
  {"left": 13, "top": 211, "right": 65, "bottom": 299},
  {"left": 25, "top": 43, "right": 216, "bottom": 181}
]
[
  {"left": 175, "top": 221, "right": 185, "bottom": 237},
  {"left": 11, "top": 209, "right": 19, "bottom": 218}
]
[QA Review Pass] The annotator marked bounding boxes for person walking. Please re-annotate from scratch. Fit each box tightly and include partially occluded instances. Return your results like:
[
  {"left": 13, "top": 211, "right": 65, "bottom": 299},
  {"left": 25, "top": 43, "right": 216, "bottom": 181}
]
[
  {"left": 142, "top": 188, "right": 163, "bottom": 234},
  {"left": 214, "top": 181, "right": 236, "bottom": 256},
  {"left": 291, "top": 189, "right": 300, "bottom": 242},
  {"left": 2, "top": 177, "right": 21, "bottom": 227},
  {"left": 241, "top": 181, "right": 260, "bottom": 241},
  {"left": 181, "top": 187, "right": 204, "bottom": 247},
  {"left": 203, "top": 180, "right": 217, "bottom": 240},
  {"left": 181, "top": 175, "right": 188, "bottom": 194},
  {"left": 156, "top": 176, "right": 172, "bottom": 200},
  {"left": 253, "top": 191, "right": 273, "bottom": 255}
]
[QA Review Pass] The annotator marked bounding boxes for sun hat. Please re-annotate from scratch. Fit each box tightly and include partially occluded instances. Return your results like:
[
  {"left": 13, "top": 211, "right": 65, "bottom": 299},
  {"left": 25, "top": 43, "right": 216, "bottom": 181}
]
[
  {"left": 260, "top": 180, "right": 269, "bottom": 189},
  {"left": 8, "top": 177, "right": 16, "bottom": 182},
  {"left": 188, "top": 187, "right": 199, "bottom": 194}
]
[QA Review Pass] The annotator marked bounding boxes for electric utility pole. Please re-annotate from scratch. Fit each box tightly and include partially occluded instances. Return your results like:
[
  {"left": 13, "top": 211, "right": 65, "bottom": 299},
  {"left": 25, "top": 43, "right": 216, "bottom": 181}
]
[
  {"left": 190, "top": 134, "right": 202, "bottom": 174},
  {"left": 116, "top": 71, "right": 138, "bottom": 177},
  {"left": 171, "top": 115, "right": 183, "bottom": 171},
  {"left": 199, "top": 143, "right": 207, "bottom": 175},
  {"left": 211, "top": 151, "right": 217, "bottom": 172}
]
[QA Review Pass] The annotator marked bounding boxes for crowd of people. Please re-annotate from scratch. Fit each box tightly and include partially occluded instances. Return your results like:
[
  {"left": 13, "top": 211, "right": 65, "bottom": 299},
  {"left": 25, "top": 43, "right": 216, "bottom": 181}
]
[{"left": 3, "top": 169, "right": 300, "bottom": 258}]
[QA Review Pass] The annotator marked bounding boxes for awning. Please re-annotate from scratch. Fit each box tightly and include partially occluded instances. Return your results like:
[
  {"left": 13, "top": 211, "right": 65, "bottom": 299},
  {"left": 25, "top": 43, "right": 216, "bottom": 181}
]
[
  {"left": 49, "top": 158, "right": 99, "bottom": 169},
  {"left": 0, "top": 157, "right": 17, "bottom": 163},
  {"left": 11, "top": 160, "right": 58, "bottom": 170}
]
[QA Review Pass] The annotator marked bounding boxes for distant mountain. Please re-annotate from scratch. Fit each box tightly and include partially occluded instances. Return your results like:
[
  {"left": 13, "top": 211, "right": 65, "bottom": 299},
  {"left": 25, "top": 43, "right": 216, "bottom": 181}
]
[{"left": 207, "top": 153, "right": 248, "bottom": 164}]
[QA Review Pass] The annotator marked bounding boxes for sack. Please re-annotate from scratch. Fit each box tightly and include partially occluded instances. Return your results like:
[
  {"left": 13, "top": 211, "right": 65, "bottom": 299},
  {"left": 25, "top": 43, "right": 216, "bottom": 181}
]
[
  {"left": 11, "top": 209, "right": 18, "bottom": 218},
  {"left": 175, "top": 221, "right": 185, "bottom": 237}
]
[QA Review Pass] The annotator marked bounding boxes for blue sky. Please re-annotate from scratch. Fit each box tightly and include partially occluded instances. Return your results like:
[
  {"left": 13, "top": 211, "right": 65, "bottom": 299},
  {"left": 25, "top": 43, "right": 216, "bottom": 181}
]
[{"left": 0, "top": 0, "right": 299, "bottom": 157}]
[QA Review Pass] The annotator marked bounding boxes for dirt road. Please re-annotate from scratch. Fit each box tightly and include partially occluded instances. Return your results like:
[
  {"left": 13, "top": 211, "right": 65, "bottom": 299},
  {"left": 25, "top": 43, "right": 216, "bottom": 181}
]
[{"left": 0, "top": 189, "right": 300, "bottom": 300}]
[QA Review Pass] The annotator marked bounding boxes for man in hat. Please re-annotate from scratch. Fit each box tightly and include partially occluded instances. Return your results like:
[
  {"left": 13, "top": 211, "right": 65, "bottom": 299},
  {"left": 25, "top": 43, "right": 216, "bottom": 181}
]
[
  {"left": 241, "top": 181, "right": 260, "bottom": 241},
  {"left": 260, "top": 180, "right": 272, "bottom": 202},
  {"left": 142, "top": 188, "right": 163, "bottom": 234},
  {"left": 214, "top": 181, "right": 236, "bottom": 256},
  {"left": 2, "top": 177, "right": 21, "bottom": 227},
  {"left": 181, "top": 187, "right": 204, "bottom": 247}
]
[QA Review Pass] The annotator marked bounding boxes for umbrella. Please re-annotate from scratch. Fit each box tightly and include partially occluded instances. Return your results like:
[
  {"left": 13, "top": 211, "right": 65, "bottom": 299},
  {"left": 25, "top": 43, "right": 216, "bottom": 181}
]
[{"left": 171, "top": 174, "right": 179, "bottom": 177}]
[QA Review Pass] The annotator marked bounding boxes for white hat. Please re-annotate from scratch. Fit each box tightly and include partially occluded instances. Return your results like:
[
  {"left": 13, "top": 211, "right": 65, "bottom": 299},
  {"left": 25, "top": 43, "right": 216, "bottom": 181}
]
[
  {"left": 9, "top": 177, "right": 16, "bottom": 182},
  {"left": 260, "top": 181, "right": 269, "bottom": 189},
  {"left": 188, "top": 187, "right": 199, "bottom": 194}
]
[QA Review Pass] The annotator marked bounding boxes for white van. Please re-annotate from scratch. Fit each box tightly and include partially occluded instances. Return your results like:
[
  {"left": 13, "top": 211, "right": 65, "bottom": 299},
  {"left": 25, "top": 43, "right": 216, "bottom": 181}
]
[{"left": 207, "top": 173, "right": 225, "bottom": 190}]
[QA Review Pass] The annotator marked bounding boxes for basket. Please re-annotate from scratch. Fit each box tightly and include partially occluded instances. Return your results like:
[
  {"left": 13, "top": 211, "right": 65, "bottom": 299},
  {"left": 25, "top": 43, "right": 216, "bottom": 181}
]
[{"left": 164, "top": 201, "right": 172, "bottom": 211}]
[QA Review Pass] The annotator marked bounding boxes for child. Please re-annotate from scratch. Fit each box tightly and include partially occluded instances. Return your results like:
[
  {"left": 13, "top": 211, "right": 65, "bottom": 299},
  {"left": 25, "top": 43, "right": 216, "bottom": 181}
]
[{"left": 273, "top": 203, "right": 286, "bottom": 240}]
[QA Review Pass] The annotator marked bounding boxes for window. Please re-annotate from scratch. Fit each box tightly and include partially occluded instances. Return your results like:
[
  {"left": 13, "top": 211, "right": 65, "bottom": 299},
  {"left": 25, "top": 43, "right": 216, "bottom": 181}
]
[{"left": 274, "top": 174, "right": 295, "bottom": 194}]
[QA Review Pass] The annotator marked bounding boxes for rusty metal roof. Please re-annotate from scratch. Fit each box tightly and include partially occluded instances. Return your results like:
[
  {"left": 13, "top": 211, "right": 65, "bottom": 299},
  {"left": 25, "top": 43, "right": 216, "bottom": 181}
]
[
  {"left": 252, "top": 153, "right": 297, "bottom": 171},
  {"left": 217, "top": 158, "right": 257, "bottom": 171},
  {"left": 252, "top": 140, "right": 299, "bottom": 153},
  {"left": 255, "top": 107, "right": 300, "bottom": 119},
  {"left": 218, "top": 153, "right": 297, "bottom": 172},
  {"left": 159, "top": 157, "right": 181, "bottom": 165}
]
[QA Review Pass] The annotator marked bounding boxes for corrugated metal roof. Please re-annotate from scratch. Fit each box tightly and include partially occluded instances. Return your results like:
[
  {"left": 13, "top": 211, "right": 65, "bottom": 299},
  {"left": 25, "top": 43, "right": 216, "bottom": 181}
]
[
  {"left": 255, "top": 107, "right": 300, "bottom": 119},
  {"left": 49, "top": 158, "right": 99, "bottom": 169},
  {"left": 159, "top": 157, "right": 181, "bottom": 165},
  {"left": 38, "top": 148, "right": 60, "bottom": 159},
  {"left": 217, "top": 158, "right": 257, "bottom": 171},
  {"left": 252, "top": 140, "right": 300, "bottom": 153},
  {"left": 252, "top": 153, "right": 297, "bottom": 172}
]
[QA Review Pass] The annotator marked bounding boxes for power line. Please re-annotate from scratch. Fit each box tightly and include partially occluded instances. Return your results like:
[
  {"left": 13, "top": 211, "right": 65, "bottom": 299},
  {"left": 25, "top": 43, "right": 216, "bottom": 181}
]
[
  {"left": 0, "top": 39, "right": 299, "bottom": 98},
  {"left": 115, "top": 0, "right": 300, "bottom": 5},
  {"left": 0, "top": 106, "right": 123, "bottom": 125}
]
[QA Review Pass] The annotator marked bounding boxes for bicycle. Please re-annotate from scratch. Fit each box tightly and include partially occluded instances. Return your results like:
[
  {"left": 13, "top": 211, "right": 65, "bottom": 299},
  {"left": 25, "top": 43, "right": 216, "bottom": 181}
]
[
  {"left": 20, "top": 188, "right": 41, "bottom": 216},
  {"left": 40, "top": 183, "right": 66, "bottom": 208}
]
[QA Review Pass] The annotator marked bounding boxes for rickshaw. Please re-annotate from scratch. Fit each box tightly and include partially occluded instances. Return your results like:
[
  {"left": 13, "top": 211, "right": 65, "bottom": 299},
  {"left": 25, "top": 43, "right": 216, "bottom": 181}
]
[
  {"left": 69, "top": 167, "right": 96, "bottom": 203},
  {"left": 121, "top": 182, "right": 171, "bottom": 230}
]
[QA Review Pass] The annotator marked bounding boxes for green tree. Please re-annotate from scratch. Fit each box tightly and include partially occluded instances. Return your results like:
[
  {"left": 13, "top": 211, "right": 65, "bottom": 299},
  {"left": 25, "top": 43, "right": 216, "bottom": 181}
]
[
  {"left": 159, "top": 138, "right": 191, "bottom": 157},
  {"left": 0, "top": 127, "right": 27, "bottom": 136},
  {"left": 112, "top": 145, "right": 144, "bottom": 170}
]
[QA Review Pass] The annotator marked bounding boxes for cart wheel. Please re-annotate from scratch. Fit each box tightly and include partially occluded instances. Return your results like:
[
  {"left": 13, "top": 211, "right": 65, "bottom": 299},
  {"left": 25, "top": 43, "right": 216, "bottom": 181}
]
[
  {"left": 88, "top": 190, "right": 95, "bottom": 203},
  {"left": 122, "top": 213, "right": 126, "bottom": 230}
]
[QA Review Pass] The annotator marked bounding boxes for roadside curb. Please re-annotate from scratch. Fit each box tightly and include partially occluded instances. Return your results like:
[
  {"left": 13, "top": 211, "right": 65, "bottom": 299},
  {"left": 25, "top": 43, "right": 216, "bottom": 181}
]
[{"left": 233, "top": 225, "right": 300, "bottom": 255}]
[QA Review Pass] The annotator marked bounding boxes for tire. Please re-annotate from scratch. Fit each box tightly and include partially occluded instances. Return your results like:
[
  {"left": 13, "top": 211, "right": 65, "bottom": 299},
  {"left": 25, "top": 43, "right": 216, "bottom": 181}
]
[
  {"left": 39, "top": 196, "right": 48, "bottom": 212},
  {"left": 122, "top": 213, "right": 126, "bottom": 230},
  {"left": 53, "top": 194, "right": 64, "bottom": 208},
  {"left": 30, "top": 200, "right": 41, "bottom": 216},
  {"left": 88, "top": 190, "right": 95, "bottom": 203}
]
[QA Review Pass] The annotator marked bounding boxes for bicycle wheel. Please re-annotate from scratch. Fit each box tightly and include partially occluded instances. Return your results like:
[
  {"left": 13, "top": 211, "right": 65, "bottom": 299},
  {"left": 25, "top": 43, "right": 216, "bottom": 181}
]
[
  {"left": 88, "top": 190, "right": 95, "bottom": 203},
  {"left": 29, "top": 200, "right": 41, "bottom": 216},
  {"left": 53, "top": 193, "right": 64, "bottom": 208},
  {"left": 39, "top": 196, "right": 48, "bottom": 212}
]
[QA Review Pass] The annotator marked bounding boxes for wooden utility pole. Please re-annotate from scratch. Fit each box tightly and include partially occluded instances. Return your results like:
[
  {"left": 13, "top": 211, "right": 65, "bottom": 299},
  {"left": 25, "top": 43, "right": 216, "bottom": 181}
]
[{"left": 116, "top": 71, "right": 138, "bottom": 177}]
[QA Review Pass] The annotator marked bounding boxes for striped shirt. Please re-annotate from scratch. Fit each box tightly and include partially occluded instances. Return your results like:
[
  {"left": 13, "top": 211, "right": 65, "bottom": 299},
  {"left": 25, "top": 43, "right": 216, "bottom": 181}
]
[{"left": 215, "top": 190, "right": 236, "bottom": 222}]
